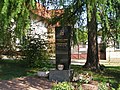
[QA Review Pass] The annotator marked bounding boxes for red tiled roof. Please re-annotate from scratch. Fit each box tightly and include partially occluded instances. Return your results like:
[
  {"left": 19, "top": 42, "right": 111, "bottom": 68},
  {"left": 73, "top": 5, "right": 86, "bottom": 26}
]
[{"left": 32, "top": 2, "right": 63, "bottom": 19}]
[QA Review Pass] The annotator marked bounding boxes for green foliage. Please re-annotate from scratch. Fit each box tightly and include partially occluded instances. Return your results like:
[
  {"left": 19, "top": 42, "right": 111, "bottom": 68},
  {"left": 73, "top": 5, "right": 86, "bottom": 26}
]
[
  {"left": 98, "top": 82, "right": 109, "bottom": 90},
  {"left": 22, "top": 34, "right": 51, "bottom": 68},
  {"left": 0, "top": 60, "right": 34, "bottom": 80},
  {"left": 97, "top": 0, "right": 120, "bottom": 43},
  {"left": 72, "top": 28, "right": 87, "bottom": 45},
  {"left": 73, "top": 72, "right": 92, "bottom": 84},
  {"left": 0, "top": 0, "right": 36, "bottom": 48},
  {"left": 41, "top": 67, "right": 49, "bottom": 71},
  {"left": 49, "top": 0, "right": 120, "bottom": 44},
  {"left": 52, "top": 82, "right": 74, "bottom": 90},
  {"left": 0, "top": 0, "right": 36, "bottom": 35},
  {"left": 72, "top": 65, "right": 120, "bottom": 89},
  {"left": 48, "top": 0, "right": 84, "bottom": 27}
]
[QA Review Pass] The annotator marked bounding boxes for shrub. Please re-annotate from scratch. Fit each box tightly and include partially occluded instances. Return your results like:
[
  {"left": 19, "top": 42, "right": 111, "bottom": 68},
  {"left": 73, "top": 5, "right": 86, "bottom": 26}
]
[
  {"left": 52, "top": 82, "right": 74, "bottom": 90},
  {"left": 98, "top": 82, "right": 109, "bottom": 90},
  {"left": 72, "top": 72, "right": 93, "bottom": 84},
  {"left": 22, "top": 34, "right": 51, "bottom": 68}
]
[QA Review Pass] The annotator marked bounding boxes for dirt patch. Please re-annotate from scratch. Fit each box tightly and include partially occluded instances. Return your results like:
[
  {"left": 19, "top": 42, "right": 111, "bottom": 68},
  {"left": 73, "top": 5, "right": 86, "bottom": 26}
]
[{"left": 0, "top": 76, "right": 53, "bottom": 90}]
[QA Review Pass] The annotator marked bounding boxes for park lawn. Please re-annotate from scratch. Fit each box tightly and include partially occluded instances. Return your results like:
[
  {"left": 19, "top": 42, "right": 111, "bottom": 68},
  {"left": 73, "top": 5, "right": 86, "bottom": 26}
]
[
  {"left": 0, "top": 60, "right": 120, "bottom": 89},
  {"left": 72, "top": 65, "right": 120, "bottom": 89},
  {"left": 0, "top": 60, "right": 36, "bottom": 80}
]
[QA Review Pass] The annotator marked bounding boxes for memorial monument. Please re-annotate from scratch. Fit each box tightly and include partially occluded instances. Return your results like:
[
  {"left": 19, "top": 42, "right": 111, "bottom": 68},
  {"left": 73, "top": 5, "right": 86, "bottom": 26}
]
[
  {"left": 55, "top": 26, "right": 71, "bottom": 70},
  {"left": 49, "top": 26, "right": 73, "bottom": 82}
]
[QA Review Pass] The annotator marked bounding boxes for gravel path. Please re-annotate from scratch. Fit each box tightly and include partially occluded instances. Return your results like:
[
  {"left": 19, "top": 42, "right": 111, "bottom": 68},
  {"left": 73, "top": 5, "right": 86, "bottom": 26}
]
[{"left": 0, "top": 76, "right": 53, "bottom": 90}]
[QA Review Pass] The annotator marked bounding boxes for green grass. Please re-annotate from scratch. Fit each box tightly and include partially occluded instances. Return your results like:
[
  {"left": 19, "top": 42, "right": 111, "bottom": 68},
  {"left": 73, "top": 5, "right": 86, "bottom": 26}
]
[
  {"left": 0, "top": 60, "right": 36, "bottom": 80},
  {"left": 0, "top": 60, "right": 120, "bottom": 89},
  {"left": 71, "top": 65, "right": 120, "bottom": 90}
]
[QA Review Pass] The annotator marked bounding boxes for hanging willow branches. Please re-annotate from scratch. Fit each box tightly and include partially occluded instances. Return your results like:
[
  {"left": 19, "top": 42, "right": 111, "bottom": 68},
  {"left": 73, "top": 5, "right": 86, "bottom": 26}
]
[
  {"left": 0, "top": 0, "right": 36, "bottom": 50},
  {"left": 0, "top": 0, "right": 36, "bottom": 44}
]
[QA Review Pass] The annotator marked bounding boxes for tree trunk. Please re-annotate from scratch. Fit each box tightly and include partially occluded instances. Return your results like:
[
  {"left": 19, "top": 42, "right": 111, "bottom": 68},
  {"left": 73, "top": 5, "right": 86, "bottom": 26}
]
[{"left": 83, "top": 3, "right": 100, "bottom": 70}]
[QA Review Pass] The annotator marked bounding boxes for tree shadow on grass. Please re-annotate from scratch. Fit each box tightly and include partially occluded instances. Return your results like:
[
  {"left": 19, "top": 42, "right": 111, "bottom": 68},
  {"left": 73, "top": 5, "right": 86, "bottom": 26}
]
[
  {"left": 0, "top": 60, "right": 53, "bottom": 90},
  {"left": 103, "top": 66, "right": 120, "bottom": 89},
  {"left": 0, "top": 60, "right": 32, "bottom": 80},
  {"left": 71, "top": 65, "right": 120, "bottom": 90},
  {"left": 0, "top": 76, "right": 53, "bottom": 90}
]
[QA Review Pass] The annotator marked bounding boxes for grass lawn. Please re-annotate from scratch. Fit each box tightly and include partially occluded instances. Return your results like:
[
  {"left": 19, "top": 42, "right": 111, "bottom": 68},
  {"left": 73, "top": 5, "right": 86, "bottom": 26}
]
[
  {"left": 72, "top": 65, "right": 120, "bottom": 89},
  {"left": 0, "top": 60, "right": 120, "bottom": 89},
  {"left": 0, "top": 59, "right": 35, "bottom": 80}
]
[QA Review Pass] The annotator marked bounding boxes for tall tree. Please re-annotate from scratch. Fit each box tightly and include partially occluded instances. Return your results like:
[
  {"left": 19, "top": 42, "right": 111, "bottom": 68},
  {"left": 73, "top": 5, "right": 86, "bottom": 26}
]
[
  {"left": 83, "top": 1, "right": 99, "bottom": 70},
  {"left": 48, "top": 0, "right": 120, "bottom": 70},
  {"left": 83, "top": 0, "right": 120, "bottom": 70}
]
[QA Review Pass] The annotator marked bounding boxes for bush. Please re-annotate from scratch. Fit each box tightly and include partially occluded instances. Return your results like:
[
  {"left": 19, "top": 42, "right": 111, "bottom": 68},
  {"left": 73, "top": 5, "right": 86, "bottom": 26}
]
[
  {"left": 52, "top": 82, "right": 74, "bottom": 90},
  {"left": 72, "top": 72, "right": 93, "bottom": 84},
  {"left": 98, "top": 82, "right": 109, "bottom": 90},
  {"left": 22, "top": 34, "right": 51, "bottom": 68}
]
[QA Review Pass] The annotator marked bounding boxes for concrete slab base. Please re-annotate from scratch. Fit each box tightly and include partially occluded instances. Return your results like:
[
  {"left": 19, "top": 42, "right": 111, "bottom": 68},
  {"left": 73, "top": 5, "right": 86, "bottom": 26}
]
[{"left": 49, "top": 69, "right": 73, "bottom": 82}]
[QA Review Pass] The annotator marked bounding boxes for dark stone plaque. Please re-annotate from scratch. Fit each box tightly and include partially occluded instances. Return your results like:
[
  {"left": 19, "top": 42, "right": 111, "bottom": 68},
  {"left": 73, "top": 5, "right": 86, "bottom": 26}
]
[{"left": 55, "top": 26, "right": 71, "bottom": 70}]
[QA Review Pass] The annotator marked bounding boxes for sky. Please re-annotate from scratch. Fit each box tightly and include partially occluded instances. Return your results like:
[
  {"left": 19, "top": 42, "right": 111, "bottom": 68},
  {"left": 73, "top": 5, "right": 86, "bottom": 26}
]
[{"left": 36, "top": 0, "right": 73, "bottom": 9}]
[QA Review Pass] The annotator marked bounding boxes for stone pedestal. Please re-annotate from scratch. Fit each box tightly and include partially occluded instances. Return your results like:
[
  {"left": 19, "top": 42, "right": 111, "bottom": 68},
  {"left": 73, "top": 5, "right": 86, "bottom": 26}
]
[{"left": 49, "top": 69, "right": 73, "bottom": 82}]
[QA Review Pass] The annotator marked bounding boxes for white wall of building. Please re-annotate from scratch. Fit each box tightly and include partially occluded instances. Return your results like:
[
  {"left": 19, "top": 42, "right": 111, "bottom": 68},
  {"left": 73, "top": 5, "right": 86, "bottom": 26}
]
[
  {"left": 106, "top": 46, "right": 120, "bottom": 62},
  {"left": 30, "top": 20, "right": 48, "bottom": 40}
]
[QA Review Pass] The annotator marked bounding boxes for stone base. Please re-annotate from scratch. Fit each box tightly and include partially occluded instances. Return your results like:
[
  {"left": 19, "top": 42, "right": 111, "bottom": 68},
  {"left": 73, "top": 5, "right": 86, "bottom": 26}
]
[
  {"left": 37, "top": 71, "right": 49, "bottom": 77},
  {"left": 49, "top": 69, "right": 73, "bottom": 82},
  {"left": 82, "top": 84, "right": 98, "bottom": 90}
]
